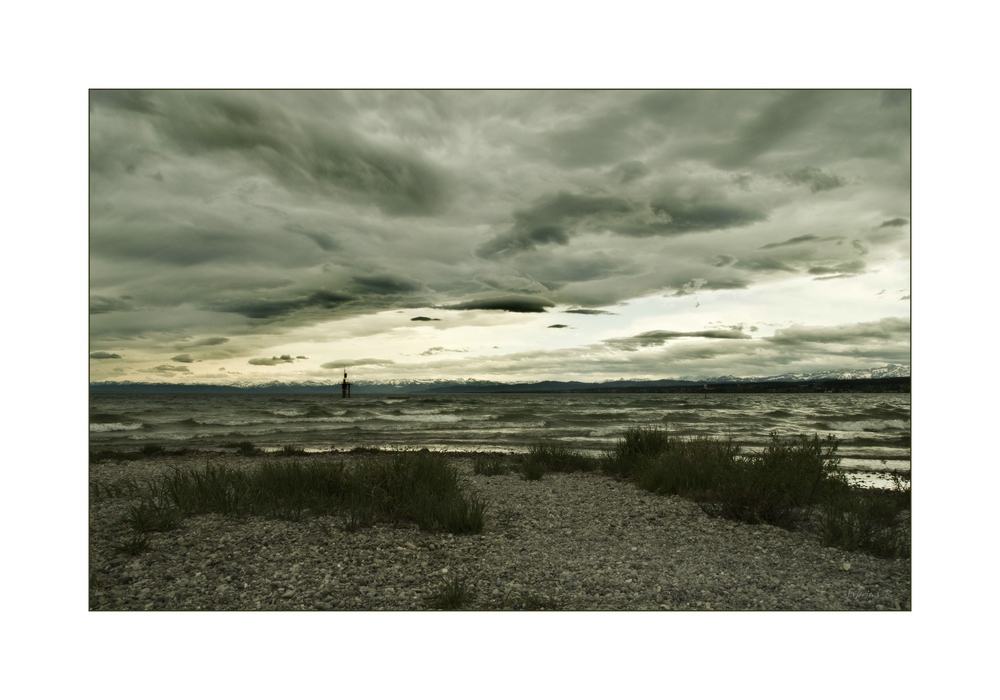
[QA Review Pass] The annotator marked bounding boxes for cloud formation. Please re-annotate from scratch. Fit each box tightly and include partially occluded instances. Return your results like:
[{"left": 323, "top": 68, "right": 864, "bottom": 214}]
[
  {"left": 440, "top": 296, "right": 555, "bottom": 313},
  {"left": 89, "top": 90, "right": 910, "bottom": 383},
  {"left": 248, "top": 355, "right": 296, "bottom": 366},
  {"left": 783, "top": 167, "right": 846, "bottom": 192},
  {"left": 604, "top": 328, "right": 753, "bottom": 351},
  {"left": 320, "top": 359, "right": 396, "bottom": 368}
]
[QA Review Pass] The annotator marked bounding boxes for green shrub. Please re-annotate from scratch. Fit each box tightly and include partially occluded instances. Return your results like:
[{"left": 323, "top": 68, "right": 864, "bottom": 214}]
[
  {"left": 633, "top": 436, "right": 740, "bottom": 499},
  {"left": 602, "top": 426, "right": 673, "bottom": 478},
  {"left": 703, "top": 435, "right": 837, "bottom": 529},
  {"left": 819, "top": 474, "right": 910, "bottom": 557}
]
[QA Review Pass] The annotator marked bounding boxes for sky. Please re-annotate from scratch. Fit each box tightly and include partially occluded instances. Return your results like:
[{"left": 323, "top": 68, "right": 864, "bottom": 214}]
[{"left": 89, "top": 89, "right": 910, "bottom": 384}]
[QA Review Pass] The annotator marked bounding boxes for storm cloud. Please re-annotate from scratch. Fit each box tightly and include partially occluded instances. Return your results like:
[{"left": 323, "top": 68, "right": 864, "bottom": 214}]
[
  {"left": 212, "top": 290, "right": 355, "bottom": 319},
  {"left": 248, "top": 355, "right": 297, "bottom": 365},
  {"left": 320, "top": 359, "right": 396, "bottom": 368},
  {"left": 89, "top": 90, "right": 910, "bottom": 384},
  {"left": 783, "top": 167, "right": 846, "bottom": 192},
  {"left": 440, "top": 296, "right": 555, "bottom": 313},
  {"left": 766, "top": 317, "right": 909, "bottom": 346},
  {"left": 605, "top": 328, "right": 752, "bottom": 351}
]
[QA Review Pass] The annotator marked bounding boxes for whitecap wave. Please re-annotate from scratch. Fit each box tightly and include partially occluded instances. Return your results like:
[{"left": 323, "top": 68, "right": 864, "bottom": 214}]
[
  {"left": 90, "top": 422, "right": 143, "bottom": 432},
  {"left": 828, "top": 419, "right": 910, "bottom": 432}
]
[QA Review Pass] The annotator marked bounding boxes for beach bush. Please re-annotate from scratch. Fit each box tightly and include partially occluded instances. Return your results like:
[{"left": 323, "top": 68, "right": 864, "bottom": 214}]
[
  {"left": 602, "top": 426, "right": 673, "bottom": 478},
  {"left": 819, "top": 474, "right": 910, "bottom": 557},
  {"left": 633, "top": 436, "right": 740, "bottom": 500},
  {"left": 152, "top": 450, "right": 487, "bottom": 534},
  {"left": 606, "top": 429, "right": 846, "bottom": 531},
  {"left": 703, "top": 435, "right": 837, "bottom": 529}
]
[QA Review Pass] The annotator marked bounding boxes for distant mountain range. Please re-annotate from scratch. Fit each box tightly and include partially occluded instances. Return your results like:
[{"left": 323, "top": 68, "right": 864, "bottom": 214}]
[{"left": 90, "top": 364, "right": 910, "bottom": 394}]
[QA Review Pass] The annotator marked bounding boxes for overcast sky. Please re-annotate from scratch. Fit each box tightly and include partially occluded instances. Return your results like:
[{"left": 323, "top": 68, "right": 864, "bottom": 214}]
[{"left": 89, "top": 89, "right": 909, "bottom": 384}]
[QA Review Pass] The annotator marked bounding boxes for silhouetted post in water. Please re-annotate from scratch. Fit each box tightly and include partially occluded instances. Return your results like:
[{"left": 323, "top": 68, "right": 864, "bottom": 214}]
[
  {"left": 342, "top": 369, "right": 351, "bottom": 398},
  {"left": 703, "top": 384, "right": 708, "bottom": 397}
]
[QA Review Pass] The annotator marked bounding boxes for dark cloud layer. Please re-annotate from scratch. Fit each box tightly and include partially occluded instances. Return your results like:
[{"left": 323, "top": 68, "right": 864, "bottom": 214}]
[
  {"left": 320, "top": 359, "right": 396, "bottom": 368},
  {"left": 351, "top": 274, "right": 424, "bottom": 296},
  {"left": 90, "top": 296, "right": 132, "bottom": 315},
  {"left": 478, "top": 190, "right": 768, "bottom": 258},
  {"left": 248, "top": 354, "right": 296, "bottom": 366},
  {"left": 187, "top": 337, "right": 230, "bottom": 347},
  {"left": 767, "top": 317, "right": 909, "bottom": 346},
  {"left": 90, "top": 351, "right": 122, "bottom": 359},
  {"left": 759, "top": 235, "right": 843, "bottom": 250},
  {"left": 93, "top": 91, "right": 451, "bottom": 217},
  {"left": 213, "top": 290, "right": 354, "bottom": 319},
  {"left": 879, "top": 218, "right": 909, "bottom": 228},
  {"left": 605, "top": 328, "right": 752, "bottom": 351},
  {"left": 783, "top": 167, "right": 846, "bottom": 192},
  {"left": 440, "top": 296, "right": 554, "bottom": 313}
]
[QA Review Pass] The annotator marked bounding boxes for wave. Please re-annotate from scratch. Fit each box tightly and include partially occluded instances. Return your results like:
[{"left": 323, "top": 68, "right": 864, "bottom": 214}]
[
  {"left": 825, "top": 419, "right": 910, "bottom": 432},
  {"left": 90, "top": 422, "right": 143, "bottom": 432},
  {"left": 492, "top": 412, "right": 544, "bottom": 423},
  {"left": 90, "top": 412, "right": 135, "bottom": 424}
]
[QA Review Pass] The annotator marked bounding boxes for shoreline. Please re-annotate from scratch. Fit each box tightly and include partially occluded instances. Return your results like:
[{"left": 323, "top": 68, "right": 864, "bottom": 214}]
[{"left": 89, "top": 450, "right": 911, "bottom": 611}]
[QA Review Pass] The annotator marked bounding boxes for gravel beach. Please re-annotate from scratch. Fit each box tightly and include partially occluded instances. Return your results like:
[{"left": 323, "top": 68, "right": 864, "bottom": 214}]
[{"left": 88, "top": 451, "right": 911, "bottom": 611}]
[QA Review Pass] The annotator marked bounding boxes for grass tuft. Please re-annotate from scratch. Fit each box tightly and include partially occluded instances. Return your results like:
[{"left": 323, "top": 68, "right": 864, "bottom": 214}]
[
  {"left": 112, "top": 532, "right": 151, "bottom": 555},
  {"left": 519, "top": 442, "right": 599, "bottom": 480},
  {"left": 223, "top": 441, "right": 262, "bottom": 455},
  {"left": 472, "top": 455, "right": 513, "bottom": 476},
  {"left": 427, "top": 576, "right": 470, "bottom": 610},
  {"left": 125, "top": 498, "right": 182, "bottom": 533}
]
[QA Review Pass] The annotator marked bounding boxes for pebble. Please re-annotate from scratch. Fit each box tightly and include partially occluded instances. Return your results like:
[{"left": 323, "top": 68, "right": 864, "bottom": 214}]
[{"left": 89, "top": 451, "right": 911, "bottom": 611}]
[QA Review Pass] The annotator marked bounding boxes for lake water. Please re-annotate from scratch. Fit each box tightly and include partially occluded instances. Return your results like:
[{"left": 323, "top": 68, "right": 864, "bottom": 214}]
[{"left": 89, "top": 391, "right": 910, "bottom": 476}]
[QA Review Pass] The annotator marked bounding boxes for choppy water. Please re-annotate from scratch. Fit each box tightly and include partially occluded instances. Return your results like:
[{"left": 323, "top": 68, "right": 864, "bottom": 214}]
[{"left": 89, "top": 391, "right": 910, "bottom": 474}]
